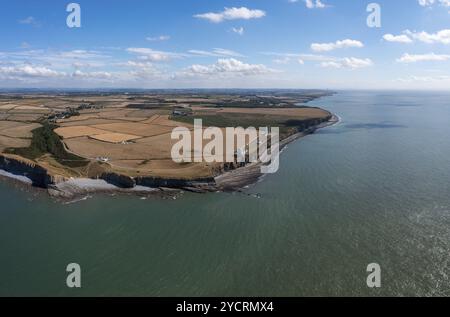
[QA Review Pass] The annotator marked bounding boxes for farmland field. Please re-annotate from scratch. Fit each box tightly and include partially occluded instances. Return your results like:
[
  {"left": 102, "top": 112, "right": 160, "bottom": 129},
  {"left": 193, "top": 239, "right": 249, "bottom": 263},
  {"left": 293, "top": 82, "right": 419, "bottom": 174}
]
[
  {"left": 89, "top": 132, "right": 142, "bottom": 143},
  {"left": 0, "top": 91, "right": 332, "bottom": 179}
]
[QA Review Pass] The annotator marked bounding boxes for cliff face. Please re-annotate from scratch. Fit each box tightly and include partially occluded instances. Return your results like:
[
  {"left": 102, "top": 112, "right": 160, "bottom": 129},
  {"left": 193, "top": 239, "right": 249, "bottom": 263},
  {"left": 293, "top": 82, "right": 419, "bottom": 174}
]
[
  {"left": 135, "top": 176, "right": 216, "bottom": 189},
  {"left": 136, "top": 176, "right": 217, "bottom": 193},
  {"left": 100, "top": 173, "right": 136, "bottom": 188},
  {"left": 98, "top": 172, "right": 216, "bottom": 191},
  {"left": 0, "top": 154, "right": 59, "bottom": 188},
  {"left": 0, "top": 154, "right": 217, "bottom": 192}
]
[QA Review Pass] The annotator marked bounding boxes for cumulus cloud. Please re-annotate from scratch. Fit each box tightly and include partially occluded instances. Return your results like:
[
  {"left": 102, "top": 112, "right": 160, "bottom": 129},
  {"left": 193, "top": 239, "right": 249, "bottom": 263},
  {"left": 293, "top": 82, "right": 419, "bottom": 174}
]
[
  {"left": 320, "top": 57, "right": 373, "bottom": 69},
  {"left": 272, "top": 56, "right": 305, "bottom": 65},
  {"left": 118, "top": 60, "right": 165, "bottom": 80},
  {"left": 383, "top": 29, "right": 450, "bottom": 44},
  {"left": 418, "top": 0, "right": 450, "bottom": 7},
  {"left": 383, "top": 34, "right": 413, "bottom": 43},
  {"left": 0, "top": 64, "right": 118, "bottom": 82},
  {"left": 0, "top": 65, "right": 62, "bottom": 78},
  {"left": 0, "top": 49, "right": 114, "bottom": 81},
  {"left": 418, "top": 0, "right": 435, "bottom": 6},
  {"left": 126, "top": 48, "right": 185, "bottom": 62},
  {"left": 397, "top": 52, "right": 450, "bottom": 63},
  {"left": 0, "top": 49, "right": 162, "bottom": 85},
  {"left": 304, "top": 0, "right": 327, "bottom": 9},
  {"left": 194, "top": 7, "right": 266, "bottom": 23},
  {"left": 182, "top": 58, "right": 274, "bottom": 77},
  {"left": 311, "top": 39, "right": 364, "bottom": 52},
  {"left": 289, "top": 0, "right": 328, "bottom": 7},
  {"left": 404, "top": 29, "right": 450, "bottom": 44},
  {"left": 71, "top": 70, "right": 113, "bottom": 80}
]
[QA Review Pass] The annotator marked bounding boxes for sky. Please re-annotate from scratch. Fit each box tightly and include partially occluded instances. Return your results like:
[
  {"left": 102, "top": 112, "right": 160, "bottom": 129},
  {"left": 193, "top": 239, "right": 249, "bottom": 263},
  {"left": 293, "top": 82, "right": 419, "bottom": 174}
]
[{"left": 0, "top": 0, "right": 449, "bottom": 90}]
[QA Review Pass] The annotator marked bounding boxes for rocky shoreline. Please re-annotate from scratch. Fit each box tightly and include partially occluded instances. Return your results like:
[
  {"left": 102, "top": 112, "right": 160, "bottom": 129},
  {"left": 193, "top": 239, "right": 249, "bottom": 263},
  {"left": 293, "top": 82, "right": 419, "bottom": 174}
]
[
  {"left": 215, "top": 114, "right": 339, "bottom": 191},
  {"left": 0, "top": 114, "right": 339, "bottom": 200}
]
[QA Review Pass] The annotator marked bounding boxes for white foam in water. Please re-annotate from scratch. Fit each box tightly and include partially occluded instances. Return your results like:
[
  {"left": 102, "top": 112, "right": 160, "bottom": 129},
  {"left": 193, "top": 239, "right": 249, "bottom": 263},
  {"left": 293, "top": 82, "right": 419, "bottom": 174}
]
[{"left": 0, "top": 169, "right": 32, "bottom": 184}]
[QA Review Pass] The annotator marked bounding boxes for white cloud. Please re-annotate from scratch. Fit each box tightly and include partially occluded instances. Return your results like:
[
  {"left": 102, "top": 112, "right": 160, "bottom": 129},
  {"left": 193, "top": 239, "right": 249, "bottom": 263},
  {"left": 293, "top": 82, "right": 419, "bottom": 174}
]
[
  {"left": 59, "top": 50, "right": 106, "bottom": 59},
  {"left": 418, "top": 0, "right": 435, "bottom": 6},
  {"left": 126, "top": 48, "right": 185, "bottom": 62},
  {"left": 194, "top": 7, "right": 266, "bottom": 23},
  {"left": 0, "top": 62, "right": 118, "bottom": 82},
  {"left": 122, "top": 60, "right": 165, "bottom": 80},
  {"left": 383, "top": 34, "right": 413, "bottom": 43},
  {"left": 232, "top": 27, "right": 245, "bottom": 35},
  {"left": 188, "top": 48, "right": 243, "bottom": 58},
  {"left": 273, "top": 57, "right": 305, "bottom": 65},
  {"left": 397, "top": 75, "right": 450, "bottom": 82},
  {"left": 263, "top": 52, "right": 372, "bottom": 69},
  {"left": 146, "top": 35, "right": 170, "bottom": 42},
  {"left": 320, "top": 57, "right": 373, "bottom": 69},
  {"left": 71, "top": 70, "right": 113, "bottom": 80},
  {"left": 18, "top": 16, "right": 41, "bottom": 27},
  {"left": 383, "top": 29, "right": 450, "bottom": 45},
  {"left": 0, "top": 48, "right": 165, "bottom": 84},
  {"left": 304, "top": 0, "right": 327, "bottom": 9},
  {"left": 182, "top": 58, "right": 274, "bottom": 77},
  {"left": 0, "top": 49, "right": 112, "bottom": 75},
  {"left": 311, "top": 39, "right": 364, "bottom": 52},
  {"left": 127, "top": 47, "right": 244, "bottom": 62},
  {"left": 397, "top": 53, "right": 450, "bottom": 63},
  {"left": 72, "top": 61, "right": 103, "bottom": 69},
  {"left": 0, "top": 65, "right": 62, "bottom": 78},
  {"left": 273, "top": 57, "right": 292, "bottom": 64},
  {"left": 418, "top": 0, "right": 450, "bottom": 7},
  {"left": 405, "top": 29, "right": 450, "bottom": 44},
  {"left": 289, "top": 0, "right": 328, "bottom": 7}
]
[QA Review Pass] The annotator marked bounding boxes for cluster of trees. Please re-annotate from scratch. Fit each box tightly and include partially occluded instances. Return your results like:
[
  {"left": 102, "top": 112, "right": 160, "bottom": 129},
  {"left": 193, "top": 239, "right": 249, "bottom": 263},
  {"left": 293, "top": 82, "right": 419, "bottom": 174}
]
[{"left": 7, "top": 122, "right": 88, "bottom": 168}]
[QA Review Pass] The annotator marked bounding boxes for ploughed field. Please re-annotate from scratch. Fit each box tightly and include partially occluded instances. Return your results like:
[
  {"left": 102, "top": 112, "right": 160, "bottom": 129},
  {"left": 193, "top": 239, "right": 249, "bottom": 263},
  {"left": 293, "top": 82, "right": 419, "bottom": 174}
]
[{"left": 0, "top": 92, "right": 332, "bottom": 180}]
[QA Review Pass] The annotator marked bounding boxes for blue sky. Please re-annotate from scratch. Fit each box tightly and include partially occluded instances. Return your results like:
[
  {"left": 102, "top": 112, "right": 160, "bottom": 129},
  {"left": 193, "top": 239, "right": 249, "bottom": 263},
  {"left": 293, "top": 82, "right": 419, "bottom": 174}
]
[{"left": 0, "top": 0, "right": 449, "bottom": 89}]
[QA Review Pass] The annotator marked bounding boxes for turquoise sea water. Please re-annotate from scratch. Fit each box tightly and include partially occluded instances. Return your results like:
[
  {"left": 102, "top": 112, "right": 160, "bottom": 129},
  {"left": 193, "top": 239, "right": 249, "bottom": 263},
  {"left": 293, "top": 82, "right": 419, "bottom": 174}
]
[{"left": 0, "top": 91, "right": 449, "bottom": 296}]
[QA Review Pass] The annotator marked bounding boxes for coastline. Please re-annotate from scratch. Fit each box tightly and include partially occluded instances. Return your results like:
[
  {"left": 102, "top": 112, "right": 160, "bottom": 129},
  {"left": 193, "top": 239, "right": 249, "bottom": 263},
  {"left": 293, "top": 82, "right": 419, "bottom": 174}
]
[
  {"left": 215, "top": 113, "right": 340, "bottom": 191},
  {"left": 0, "top": 113, "right": 339, "bottom": 200}
]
